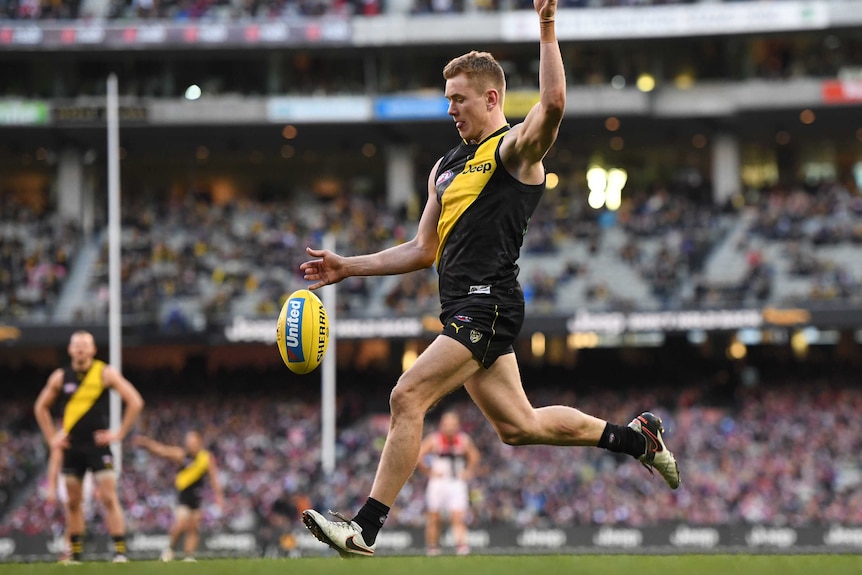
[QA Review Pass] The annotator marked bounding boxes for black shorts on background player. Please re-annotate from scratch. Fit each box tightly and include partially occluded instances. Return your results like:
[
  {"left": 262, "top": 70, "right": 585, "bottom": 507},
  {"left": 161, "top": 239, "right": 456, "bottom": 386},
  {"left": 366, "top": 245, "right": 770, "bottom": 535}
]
[
  {"left": 62, "top": 444, "right": 114, "bottom": 478},
  {"left": 178, "top": 487, "right": 203, "bottom": 510}
]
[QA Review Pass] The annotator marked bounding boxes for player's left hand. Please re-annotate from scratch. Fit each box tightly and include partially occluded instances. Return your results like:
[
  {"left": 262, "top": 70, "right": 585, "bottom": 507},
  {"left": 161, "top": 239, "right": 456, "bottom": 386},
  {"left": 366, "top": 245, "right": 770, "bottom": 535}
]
[
  {"left": 94, "top": 429, "right": 121, "bottom": 446},
  {"left": 300, "top": 247, "right": 348, "bottom": 290},
  {"left": 534, "top": 0, "right": 557, "bottom": 21},
  {"left": 49, "top": 430, "right": 70, "bottom": 450}
]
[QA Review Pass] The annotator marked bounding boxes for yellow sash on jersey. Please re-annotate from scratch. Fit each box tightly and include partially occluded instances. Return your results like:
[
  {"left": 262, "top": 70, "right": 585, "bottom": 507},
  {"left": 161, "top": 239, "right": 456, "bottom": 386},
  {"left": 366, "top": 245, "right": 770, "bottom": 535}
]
[
  {"left": 63, "top": 359, "right": 106, "bottom": 434},
  {"left": 436, "top": 130, "right": 507, "bottom": 267},
  {"left": 176, "top": 450, "right": 210, "bottom": 491}
]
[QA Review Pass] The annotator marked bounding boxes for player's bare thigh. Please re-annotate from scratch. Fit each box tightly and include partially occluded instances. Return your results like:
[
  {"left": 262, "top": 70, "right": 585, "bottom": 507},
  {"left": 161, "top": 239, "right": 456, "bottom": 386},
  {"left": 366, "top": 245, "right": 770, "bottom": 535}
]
[
  {"left": 464, "top": 353, "right": 537, "bottom": 444},
  {"left": 63, "top": 475, "right": 83, "bottom": 504},
  {"left": 93, "top": 469, "right": 117, "bottom": 500},
  {"left": 466, "top": 355, "right": 603, "bottom": 446},
  {"left": 392, "top": 335, "right": 483, "bottom": 413},
  {"left": 174, "top": 505, "right": 194, "bottom": 529}
]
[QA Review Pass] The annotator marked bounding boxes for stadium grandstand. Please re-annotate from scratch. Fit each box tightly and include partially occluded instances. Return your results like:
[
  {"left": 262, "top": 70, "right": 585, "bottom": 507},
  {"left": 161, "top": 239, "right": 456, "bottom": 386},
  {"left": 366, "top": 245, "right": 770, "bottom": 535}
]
[{"left": 1, "top": 0, "right": 862, "bottom": 563}]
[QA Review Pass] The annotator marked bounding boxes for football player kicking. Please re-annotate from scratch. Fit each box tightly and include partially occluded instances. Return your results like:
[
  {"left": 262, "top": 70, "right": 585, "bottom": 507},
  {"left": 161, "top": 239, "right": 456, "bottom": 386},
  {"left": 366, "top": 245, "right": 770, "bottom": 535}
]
[{"left": 299, "top": 0, "right": 680, "bottom": 558}]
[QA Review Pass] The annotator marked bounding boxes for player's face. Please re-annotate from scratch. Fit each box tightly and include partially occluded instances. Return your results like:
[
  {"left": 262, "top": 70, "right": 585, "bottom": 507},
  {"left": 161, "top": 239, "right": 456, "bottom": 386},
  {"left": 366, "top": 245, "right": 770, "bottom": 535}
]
[
  {"left": 439, "top": 413, "right": 460, "bottom": 437},
  {"left": 445, "top": 74, "right": 492, "bottom": 144},
  {"left": 67, "top": 334, "right": 96, "bottom": 369},
  {"left": 185, "top": 432, "right": 201, "bottom": 453}
]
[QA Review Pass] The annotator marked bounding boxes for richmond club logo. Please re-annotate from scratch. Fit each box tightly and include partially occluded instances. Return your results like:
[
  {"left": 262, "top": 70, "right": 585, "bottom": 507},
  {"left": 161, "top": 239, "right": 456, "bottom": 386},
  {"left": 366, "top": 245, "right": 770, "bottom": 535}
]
[{"left": 435, "top": 170, "right": 454, "bottom": 186}]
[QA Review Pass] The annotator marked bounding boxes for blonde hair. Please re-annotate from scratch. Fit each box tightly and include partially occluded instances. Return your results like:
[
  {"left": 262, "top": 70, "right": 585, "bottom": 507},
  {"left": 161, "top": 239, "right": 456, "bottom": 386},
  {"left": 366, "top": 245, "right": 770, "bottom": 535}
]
[{"left": 442, "top": 51, "right": 506, "bottom": 95}]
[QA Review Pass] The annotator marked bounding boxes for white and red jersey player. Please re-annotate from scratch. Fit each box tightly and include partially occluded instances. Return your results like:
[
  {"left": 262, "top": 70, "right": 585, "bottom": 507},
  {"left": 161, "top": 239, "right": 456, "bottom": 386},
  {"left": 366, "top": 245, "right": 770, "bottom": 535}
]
[{"left": 417, "top": 412, "right": 480, "bottom": 555}]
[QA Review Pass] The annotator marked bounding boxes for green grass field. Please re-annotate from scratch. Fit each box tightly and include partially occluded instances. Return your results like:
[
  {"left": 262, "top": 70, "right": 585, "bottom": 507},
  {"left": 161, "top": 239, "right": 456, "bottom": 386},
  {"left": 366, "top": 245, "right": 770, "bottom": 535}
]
[{"left": 3, "top": 555, "right": 861, "bottom": 575}]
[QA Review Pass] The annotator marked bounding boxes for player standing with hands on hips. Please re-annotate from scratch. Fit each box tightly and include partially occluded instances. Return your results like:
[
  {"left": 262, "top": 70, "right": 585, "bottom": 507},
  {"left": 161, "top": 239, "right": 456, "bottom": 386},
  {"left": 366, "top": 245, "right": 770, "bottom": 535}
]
[
  {"left": 34, "top": 330, "right": 145, "bottom": 563},
  {"left": 417, "top": 412, "right": 480, "bottom": 556},
  {"left": 301, "top": 0, "right": 680, "bottom": 557}
]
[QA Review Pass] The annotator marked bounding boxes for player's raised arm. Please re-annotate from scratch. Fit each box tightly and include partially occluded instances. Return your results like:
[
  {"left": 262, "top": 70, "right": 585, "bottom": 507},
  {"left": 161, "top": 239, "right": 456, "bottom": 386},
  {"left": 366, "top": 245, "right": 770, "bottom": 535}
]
[
  {"left": 300, "top": 159, "right": 443, "bottom": 290},
  {"left": 133, "top": 436, "right": 186, "bottom": 464},
  {"left": 501, "top": 0, "right": 565, "bottom": 172}
]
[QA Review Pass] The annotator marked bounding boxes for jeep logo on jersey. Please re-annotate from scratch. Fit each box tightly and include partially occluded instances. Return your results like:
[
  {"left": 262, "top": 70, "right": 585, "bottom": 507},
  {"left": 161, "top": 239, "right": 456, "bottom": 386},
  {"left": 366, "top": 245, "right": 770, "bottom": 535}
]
[
  {"left": 462, "top": 161, "right": 493, "bottom": 175},
  {"left": 284, "top": 298, "right": 306, "bottom": 363},
  {"left": 63, "top": 382, "right": 78, "bottom": 394}
]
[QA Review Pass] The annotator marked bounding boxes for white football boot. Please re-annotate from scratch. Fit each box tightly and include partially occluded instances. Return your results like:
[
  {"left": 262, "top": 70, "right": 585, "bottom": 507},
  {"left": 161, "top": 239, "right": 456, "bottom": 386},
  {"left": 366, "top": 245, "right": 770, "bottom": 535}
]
[
  {"left": 160, "top": 548, "right": 174, "bottom": 562},
  {"left": 302, "top": 509, "right": 376, "bottom": 558},
  {"left": 628, "top": 411, "right": 681, "bottom": 489}
]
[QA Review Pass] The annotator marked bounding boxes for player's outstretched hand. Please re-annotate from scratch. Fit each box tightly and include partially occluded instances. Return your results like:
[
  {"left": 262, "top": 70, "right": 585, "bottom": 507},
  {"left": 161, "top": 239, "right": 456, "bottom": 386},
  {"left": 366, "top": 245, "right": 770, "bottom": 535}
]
[
  {"left": 535, "top": 0, "right": 557, "bottom": 21},
  {"left": 94, "top": 429, "right": 120, "bottom": 446},
  {"left": 300, "top": 247, "right": 348, "bottom": 290},
  {"left": 132, "top": 435, "right": 150, "bottom": 448}
]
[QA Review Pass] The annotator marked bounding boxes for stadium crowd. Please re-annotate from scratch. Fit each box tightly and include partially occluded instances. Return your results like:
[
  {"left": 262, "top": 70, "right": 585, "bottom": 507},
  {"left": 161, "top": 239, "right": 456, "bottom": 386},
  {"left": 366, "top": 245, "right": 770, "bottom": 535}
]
[
  {"left": 4, "top": 176, "right": 861, "bottom": 326},
  {"left": 0, "top": 191, "right": 78, "bottom": 322},
  {"left": 3, "top": 373, "right": 862, "bottom": 539},
  {"left": 0, "top": 402, "right": 47, "bottom": 521},
  {"left": 5, "top": 0, "right": 851, "bottom": 21},
  {"left": 77, "top": 192, "right": 405, "bottom": 326}
]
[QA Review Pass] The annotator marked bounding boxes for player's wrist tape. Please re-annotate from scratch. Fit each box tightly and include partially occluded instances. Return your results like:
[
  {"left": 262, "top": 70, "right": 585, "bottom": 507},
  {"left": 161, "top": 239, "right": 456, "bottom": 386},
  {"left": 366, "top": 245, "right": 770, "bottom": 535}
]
[{"left": 539, "top": 19, "right": 556, "bottom": 42}]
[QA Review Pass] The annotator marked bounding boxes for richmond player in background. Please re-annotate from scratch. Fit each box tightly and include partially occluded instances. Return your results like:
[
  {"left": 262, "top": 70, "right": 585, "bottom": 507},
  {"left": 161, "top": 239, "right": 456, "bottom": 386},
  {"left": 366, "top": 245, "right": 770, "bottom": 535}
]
[
  {"left": 34, "top": 330, "right": 145, "bottom": 563},
  {"left": 134, "top": 431, "right": 225, "bottom": 562},
  {"left": 417, "top": 412, "right": 480, "bottom": 556}
]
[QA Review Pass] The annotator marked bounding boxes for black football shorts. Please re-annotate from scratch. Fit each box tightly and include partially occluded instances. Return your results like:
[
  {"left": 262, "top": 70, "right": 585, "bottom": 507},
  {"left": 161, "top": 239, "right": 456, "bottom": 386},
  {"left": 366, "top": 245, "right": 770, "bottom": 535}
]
[
  {"left": 440, "top": 295, "right": 524, "bottom": 369},
  {"left": 62, "top": 442, "right": 115, "bottom": 478},
  {"left": 178, "top": 487, "right": 203, "bottom": 510}
]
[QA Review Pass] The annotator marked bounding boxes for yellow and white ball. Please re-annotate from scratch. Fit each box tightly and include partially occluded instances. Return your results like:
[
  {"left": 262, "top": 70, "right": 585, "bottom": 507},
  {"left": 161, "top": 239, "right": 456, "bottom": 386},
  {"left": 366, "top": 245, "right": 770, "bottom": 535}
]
[{"left": 276, "top": 289, "right": 329, "bottom": 374}]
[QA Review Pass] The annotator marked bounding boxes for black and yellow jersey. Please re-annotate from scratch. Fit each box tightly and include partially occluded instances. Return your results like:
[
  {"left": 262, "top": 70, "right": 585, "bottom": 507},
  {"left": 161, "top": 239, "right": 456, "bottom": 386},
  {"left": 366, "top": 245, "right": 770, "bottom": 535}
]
[
  {"left": 60, "top": 360, "right": 109, "bottom": 442},
  {"left": 175, "top": 449, "right": 211, "bottom": 494},
  {"left": 434, "top": 125, "right": 544, "bottom": 306}
]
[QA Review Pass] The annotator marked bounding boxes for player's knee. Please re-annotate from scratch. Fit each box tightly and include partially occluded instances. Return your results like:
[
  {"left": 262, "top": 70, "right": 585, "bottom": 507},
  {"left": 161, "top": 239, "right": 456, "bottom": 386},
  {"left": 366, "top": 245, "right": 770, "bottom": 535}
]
[
  {"left": 66, "top": 496, "right": 83, "bottom": 512},
  {"left": 498, "top": 426, "right": 531, "bottom": 446},
  {"left": 99, "top": 491, "right": 119, "bottom": 511},
  {"left": 389, "top": 380, "right": 425, "bottom": 418},
  {"left": 496, "top": 418, "right": 537, "bottom": 446}
]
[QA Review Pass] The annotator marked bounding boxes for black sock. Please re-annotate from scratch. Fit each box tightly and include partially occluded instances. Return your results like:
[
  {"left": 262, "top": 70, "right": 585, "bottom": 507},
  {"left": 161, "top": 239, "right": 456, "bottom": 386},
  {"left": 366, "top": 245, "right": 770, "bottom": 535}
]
[
  {"left": 70, "top": 534, "right": 83, "bottom": 561},
  {"left": 352, "top": 497, "right": 389, "bottom": 545},
  {"left": 112, "top": 535, "right": 126, "bottom": 556},
  {"left": 597, "top": 423, "right": 646, "bottom": 459}
]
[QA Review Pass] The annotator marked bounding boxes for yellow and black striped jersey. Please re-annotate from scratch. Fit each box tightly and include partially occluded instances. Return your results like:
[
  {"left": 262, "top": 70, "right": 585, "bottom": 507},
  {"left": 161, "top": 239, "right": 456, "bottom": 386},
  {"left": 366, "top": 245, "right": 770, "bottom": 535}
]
[
  {"left": 176, "top": 449, "right": 211, "bottom": 494},
  {"left": 60, "top": 360, "right": 109, "bottom": 442},
  {"left": 434, "top": 125, "right": 545, "bottom": 305}
]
